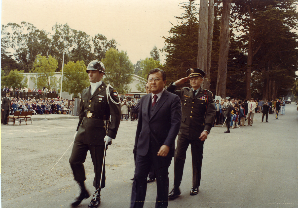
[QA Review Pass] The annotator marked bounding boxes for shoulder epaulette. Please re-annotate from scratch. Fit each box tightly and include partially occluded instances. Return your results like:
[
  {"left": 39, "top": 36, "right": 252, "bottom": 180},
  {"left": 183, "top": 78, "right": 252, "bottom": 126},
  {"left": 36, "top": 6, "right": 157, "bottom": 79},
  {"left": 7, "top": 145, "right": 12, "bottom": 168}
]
[{"left": 204, "top": 89, "right": 213, "bottom": 97}]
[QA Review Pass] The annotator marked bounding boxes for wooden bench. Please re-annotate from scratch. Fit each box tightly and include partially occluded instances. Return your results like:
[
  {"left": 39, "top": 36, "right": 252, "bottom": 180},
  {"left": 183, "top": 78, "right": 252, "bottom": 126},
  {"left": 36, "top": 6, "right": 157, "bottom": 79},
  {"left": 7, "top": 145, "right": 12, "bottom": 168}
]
[
  {"left": 7, "top": 111, "right": 21, "bottom": 125},
  {"left": 19, "top": 111, "right": 33, "bottom": 125}
]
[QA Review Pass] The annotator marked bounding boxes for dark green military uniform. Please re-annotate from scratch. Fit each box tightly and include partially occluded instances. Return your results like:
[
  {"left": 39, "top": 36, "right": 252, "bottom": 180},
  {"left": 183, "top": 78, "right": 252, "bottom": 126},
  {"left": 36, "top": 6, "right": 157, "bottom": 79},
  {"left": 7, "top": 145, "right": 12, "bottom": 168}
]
[
  {"left": 167, "top": 83, "right": 216, "bottom": 189},
  {"left": 69, "top": 82, "right": 121, "bottom": 189}
]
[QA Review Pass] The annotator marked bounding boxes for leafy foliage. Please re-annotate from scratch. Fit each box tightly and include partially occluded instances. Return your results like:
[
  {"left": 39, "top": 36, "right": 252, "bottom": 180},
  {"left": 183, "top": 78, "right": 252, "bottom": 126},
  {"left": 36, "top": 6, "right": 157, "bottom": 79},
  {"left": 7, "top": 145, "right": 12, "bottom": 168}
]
[
  {"left": 140, "top": 58, "right": 163, "bottom": 80},
  {"left": 102, "top": 48, "right": 134, "bottom": 94},
  {"left": 62, "top": 60, "right": 89, "bottom": 98},
  {"left": 31, "top": 54, "right": 58, "bottom": 90},
  {"left": 1, "top": 69, "right": 27, "bottom": 89}
]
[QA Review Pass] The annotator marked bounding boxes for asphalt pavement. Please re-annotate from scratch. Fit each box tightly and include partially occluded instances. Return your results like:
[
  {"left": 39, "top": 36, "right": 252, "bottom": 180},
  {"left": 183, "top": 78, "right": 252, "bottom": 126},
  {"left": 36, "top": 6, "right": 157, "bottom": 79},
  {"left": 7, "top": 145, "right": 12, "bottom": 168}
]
[{"left": 1, "top": 103, "right": 298, "bottom": 208}]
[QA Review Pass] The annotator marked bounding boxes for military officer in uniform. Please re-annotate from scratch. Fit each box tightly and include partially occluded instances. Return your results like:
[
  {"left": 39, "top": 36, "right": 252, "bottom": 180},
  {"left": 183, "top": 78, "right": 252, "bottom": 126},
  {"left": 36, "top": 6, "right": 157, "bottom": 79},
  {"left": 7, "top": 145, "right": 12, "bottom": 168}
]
[
  {"left": 69, "top": 60, "right": 121, "bottom": 208},
  {"left": 167, "top": 68, "right": 216, "bottom": 199}
]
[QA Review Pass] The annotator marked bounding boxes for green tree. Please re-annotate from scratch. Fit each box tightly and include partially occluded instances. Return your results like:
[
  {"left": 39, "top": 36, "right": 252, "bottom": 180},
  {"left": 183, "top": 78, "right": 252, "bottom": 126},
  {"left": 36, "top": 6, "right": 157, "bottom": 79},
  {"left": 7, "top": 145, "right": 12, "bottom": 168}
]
[
  {"left": 1, "top": 22, "right": 51, "bottom": 72},
  {"left": 70, "top": 30, "right": 93, "bottom": 64},
  {"left": 163, "top": 0, "right": 199, "bottom": 83},
  {"left": 102, "top": 48, "right": 134, "bottom": 94},
  {"left": 150, "top": 46, "right": 160, "bottom": 61},
  {"left": 232, "top": 0, "right": 298, "bottom": 99},
  {"left": 134, "top": 60, "right": 142, "bottom": 76},
  {"left": 1, "top": 69, "right": 27, "bottom": 89},
  {"left": 31, "top": 54, "right": 58, "bottom": 90},
  {"left": 93, "top": 34, "right": 117, "bottom": 61},
  {"left": 62, "top": 60, "right": 89, "bottom": 98},
  {"left": 140, "top": 58, "right": 163, "bottom": 80}
]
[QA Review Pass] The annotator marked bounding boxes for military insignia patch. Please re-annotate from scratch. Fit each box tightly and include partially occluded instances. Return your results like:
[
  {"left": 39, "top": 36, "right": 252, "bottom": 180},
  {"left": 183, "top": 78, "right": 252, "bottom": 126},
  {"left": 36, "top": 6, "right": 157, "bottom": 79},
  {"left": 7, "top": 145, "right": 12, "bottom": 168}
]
[{"left": 113, "top": 90, "right": 118, "bottom": 96}]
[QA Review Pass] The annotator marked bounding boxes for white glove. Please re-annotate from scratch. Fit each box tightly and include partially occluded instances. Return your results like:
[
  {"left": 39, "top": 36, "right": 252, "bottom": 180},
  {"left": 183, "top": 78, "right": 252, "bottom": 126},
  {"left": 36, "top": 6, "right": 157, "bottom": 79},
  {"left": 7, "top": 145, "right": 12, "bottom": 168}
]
[{"left": 104, "top": 136, "right": 112, "bottom": 145}]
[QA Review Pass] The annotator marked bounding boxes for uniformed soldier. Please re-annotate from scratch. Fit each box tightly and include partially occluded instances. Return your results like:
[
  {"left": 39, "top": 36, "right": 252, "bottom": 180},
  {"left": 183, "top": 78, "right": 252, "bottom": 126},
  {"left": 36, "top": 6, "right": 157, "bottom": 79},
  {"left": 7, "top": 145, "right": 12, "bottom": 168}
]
[
  {"left": 167, "top": 68, "right": 216, "bottom": 199},
  {"left": 69, "top": 60, "right": 121, "bottom": 208}
]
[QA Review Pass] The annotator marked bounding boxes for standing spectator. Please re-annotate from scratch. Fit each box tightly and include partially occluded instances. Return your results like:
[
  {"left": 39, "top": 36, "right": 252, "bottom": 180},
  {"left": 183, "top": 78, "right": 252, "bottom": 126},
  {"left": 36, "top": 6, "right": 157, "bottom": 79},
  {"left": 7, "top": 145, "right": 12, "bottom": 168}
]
[
  {"left": 258, "top": 100, "right": 264, "bottom": 113},
  {"left": 215, "top": 100, "right": 221, "bottom": 125},
  {"left": 121, "top": 100, "right": 129, "bottom": 121},
  {"left": 262, "top": 101, "right": 270, "bottom": 122},
  {"left": 224, "top": 99, "right": 233, "bottom": 133},
  {"left": 239, "top": 103, "right": 246, "bottom": 126},
  {"left": 280, "top": 100, "right": 285, "bottom": 115},
  {"left": 2, "top": 94, "right": 11, "bottom": 124},
  {"left": 275, "top": 99, "right": 281, "bottom": 119},
  {"left": 247, "top": 98, "right": 257, "bottom": 126}
]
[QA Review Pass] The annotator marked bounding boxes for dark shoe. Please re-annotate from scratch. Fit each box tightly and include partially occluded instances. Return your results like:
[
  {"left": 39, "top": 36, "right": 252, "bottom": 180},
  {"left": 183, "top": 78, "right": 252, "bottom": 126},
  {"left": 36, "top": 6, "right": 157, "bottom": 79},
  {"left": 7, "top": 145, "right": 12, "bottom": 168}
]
[
  {"left": 88, "top": 189, "right": 101, "bottom": 208},
  {"left": 71, "top": 189, "right": 90, "bottom": 207},
  {"left": 224, "top": 130, "right": 230, "bottom": 133},
  {"left": 168, "top": 187, "right": 181, "bottom": 200},
  {"left": 147, "top": 177, "right": 156, "bottom": 183},
  {"left": 190, "top": 187, "right": 199, "bottom": 195}
]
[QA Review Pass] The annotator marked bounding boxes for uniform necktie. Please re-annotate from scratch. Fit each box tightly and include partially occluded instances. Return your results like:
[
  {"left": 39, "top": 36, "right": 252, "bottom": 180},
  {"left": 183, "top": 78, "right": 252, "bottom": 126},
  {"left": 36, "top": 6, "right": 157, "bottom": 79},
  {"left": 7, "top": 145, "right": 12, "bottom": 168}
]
[
  {"left": 193, "top": 90, "right": 196, "bottom": 97},
  {"left": 152, "top": 94, "right": 158, "bottom": 107}
]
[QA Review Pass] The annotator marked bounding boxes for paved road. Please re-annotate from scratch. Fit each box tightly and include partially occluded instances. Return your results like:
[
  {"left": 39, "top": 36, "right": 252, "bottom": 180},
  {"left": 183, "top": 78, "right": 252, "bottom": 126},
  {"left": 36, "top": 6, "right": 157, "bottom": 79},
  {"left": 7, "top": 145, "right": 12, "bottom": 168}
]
[{"left": 1, "top": 103, "right": 297, "bottom": 208}]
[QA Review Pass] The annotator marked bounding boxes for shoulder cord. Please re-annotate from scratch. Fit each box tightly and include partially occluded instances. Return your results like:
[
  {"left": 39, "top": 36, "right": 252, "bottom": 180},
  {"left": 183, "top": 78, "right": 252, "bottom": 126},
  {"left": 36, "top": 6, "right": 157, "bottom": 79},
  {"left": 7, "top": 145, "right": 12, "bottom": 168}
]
[{"left": 106, "top": 84, "right": 121, "bottom": 105}]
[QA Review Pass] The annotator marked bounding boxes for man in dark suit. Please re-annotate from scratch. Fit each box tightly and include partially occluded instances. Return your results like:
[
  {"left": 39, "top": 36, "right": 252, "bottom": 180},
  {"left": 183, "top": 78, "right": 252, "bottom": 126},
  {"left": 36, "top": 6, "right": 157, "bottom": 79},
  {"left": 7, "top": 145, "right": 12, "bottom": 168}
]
[
  {"left": 262, "top": 101, "right": 270, "bottom": 122},
  {"left": 130, "top": 68, "right": 182, "bottom": 208},
  {"left": 167, "top": 68, "right": 216, "bottom": 199},
  {"left": 1, "top": 94, "right": 11, "bottom": 124},
  {"left": 69, "top": 60, "right": 121, "bottom": 208}
]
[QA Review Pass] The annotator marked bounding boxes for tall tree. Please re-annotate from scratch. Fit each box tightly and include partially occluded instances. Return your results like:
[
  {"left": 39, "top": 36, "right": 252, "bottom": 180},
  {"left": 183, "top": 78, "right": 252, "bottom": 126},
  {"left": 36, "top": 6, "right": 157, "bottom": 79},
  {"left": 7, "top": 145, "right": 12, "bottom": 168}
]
[
  {"left": 62, "top": 60, "right": 89, "bottom": 97},
  {"left": 216, "top": 0, "right": 231, "bottom": 98},
  {"left": 197, "top": 0, "right": 208, "bottom": 88},
  {"left": 140, "top": 58, "right": 163, "bottom": 80},
  {"left": 163, "top": 0, "right": 199, "bottom": 83},
  {"left": 206, "top": 0, "right": 215, "bottom": 90},
  {"left": 232, "top": 0, "right": 298, "bottom": 100},
  {"left": 93, "top": 34, "right": 117, "bottom": 61},
  {"left": 31, "top": 54, "right": 58, "bottom": 90},
  {"left": 150, "top": 46, "right": 160, "bottom": 61},
  {"left": 1, "top": 69, "right": 27, "bottom": 90},
  {"left": 70, "top": 30, "right": 93, "bottom": 64},
  {"left": 102, "top": 48, "right": 134, "bottom": 94}
]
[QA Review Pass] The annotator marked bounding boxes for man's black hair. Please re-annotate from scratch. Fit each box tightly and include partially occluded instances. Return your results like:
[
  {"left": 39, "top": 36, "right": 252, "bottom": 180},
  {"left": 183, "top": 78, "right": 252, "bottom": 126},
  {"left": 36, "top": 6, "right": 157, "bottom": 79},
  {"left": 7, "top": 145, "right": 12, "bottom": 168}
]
[{"left": 147, "top": 68, "right": 166, "bottom": 81}]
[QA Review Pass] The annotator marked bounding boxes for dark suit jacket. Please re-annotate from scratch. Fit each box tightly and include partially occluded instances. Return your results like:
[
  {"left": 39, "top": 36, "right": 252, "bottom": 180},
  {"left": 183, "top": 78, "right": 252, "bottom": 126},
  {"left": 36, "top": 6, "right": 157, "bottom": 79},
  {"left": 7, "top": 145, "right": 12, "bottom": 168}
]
[{"left": 134, "top": 90, "right": 181, "bottom": 157}]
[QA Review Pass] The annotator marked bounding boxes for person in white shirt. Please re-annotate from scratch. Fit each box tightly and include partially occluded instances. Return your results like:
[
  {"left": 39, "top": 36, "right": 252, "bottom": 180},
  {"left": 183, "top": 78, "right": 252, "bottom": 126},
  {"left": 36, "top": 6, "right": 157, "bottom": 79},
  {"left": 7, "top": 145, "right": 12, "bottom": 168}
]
[{"left": 247, "top": 98, "right": 256, "bottom": 126}]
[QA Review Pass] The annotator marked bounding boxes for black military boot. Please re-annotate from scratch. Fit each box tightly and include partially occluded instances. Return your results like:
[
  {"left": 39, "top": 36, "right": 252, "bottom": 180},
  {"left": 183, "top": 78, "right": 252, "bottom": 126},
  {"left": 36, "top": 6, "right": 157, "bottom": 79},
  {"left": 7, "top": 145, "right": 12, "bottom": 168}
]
[
  {"left": 71, "top": 182, "right": 90, "bottom": 207},
  {"left": 88, "top": 188, "right": 101, "bottom": 208}
]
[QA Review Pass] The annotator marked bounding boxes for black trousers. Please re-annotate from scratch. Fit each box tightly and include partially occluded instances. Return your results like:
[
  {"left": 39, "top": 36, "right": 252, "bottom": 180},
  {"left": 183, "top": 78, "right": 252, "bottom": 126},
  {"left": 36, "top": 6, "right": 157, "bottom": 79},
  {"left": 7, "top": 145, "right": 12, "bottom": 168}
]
[
  {"left": 215, "top": 111, "right": 220, "bottom": 125},
  {"left": 69, "top": 141, "right": 105, "bottom": 189},
  {"left": 131, "top": 145, "right": 172, "bottom": 208},
  {"left": 173, "top": 133, "right": 204, "bottom": 189},
  {"left": 3, "top": 110, "right": 9, "bottom": 124},
  {"left": 262, "top": 112, "right": 268, "bottom": 122}
]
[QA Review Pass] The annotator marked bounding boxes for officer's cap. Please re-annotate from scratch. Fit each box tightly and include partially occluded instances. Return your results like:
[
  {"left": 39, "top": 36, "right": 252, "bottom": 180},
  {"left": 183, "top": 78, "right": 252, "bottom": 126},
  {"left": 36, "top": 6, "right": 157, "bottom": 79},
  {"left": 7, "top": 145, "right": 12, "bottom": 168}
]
[
  {"left": 87, "top": 60, "right": 105, "bottom": 73},
  {"left": 186, "top": 68, "right": 205, "bottom": 78}
]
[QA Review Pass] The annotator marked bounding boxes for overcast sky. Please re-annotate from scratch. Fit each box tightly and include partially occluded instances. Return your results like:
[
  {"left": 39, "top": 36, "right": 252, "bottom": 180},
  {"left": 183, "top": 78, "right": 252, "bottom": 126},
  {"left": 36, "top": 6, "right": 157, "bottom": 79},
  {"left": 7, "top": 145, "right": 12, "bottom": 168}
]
[{"left": 1, "top": 0, "right": 187, "bottom": 64}]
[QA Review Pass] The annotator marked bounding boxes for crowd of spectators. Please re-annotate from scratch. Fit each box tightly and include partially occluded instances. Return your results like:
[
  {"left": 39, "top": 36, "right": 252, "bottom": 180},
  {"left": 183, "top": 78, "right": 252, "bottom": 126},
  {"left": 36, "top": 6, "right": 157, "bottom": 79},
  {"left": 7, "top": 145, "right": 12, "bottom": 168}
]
[
  {"left": 5, "top": 96, "right": 73, "bottom": 115},
  {"left": 119, "top": 97, "right": 140, "bottom": 121},
  {"left": 214, "top": 98, "right": 286, "bottom": 130}
]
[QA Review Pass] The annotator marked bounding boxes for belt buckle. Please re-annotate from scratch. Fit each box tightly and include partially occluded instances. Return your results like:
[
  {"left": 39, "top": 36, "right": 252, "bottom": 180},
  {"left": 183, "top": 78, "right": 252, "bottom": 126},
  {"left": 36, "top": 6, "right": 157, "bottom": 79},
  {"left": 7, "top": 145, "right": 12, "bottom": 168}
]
[{"left": 87, "top": 111, "right": 93, "bottom": 118}]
